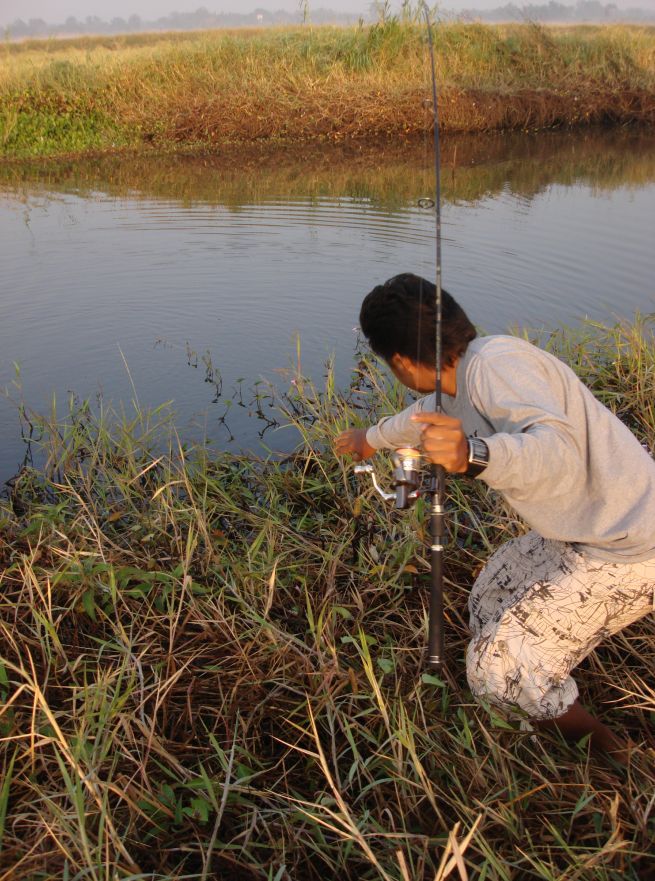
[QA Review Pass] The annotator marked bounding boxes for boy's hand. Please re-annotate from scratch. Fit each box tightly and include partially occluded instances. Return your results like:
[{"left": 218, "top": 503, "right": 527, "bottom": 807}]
[
  {"left": 411, "top": 412, "right": 469, "bottom": 473},
  {"left": 335, "top": 428, "right": 376, "bottom": 462}
]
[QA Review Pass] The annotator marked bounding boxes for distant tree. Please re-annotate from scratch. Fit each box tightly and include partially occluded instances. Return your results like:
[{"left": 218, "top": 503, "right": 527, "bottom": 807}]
[
  {"left": 457, "top": 0, "right": 650, "bottom": 21},
  {"left": 27, "top": 18, "right": 48, "bottom": 35},
  {"left": 6, "top": 18, "right": 26, "bottom": 36},
  {"left": 576, "top": 0, "right": 605, "bottom": 16},
  {"left": 7, "top": 1, "right": 643, "bottom": 39}
]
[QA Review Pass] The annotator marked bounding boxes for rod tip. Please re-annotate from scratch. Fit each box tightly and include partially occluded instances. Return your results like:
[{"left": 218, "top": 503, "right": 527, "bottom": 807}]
[{"left": 428, "top": 655, "right": 443, "bottom": 670}]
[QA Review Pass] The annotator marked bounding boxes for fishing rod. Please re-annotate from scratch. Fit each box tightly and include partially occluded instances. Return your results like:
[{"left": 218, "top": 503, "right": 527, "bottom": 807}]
[{"left": 355, "top": 3, "right": 445, "bottom": 669}]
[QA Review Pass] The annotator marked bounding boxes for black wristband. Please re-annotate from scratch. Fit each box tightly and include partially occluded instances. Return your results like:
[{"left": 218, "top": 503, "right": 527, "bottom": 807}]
[{"left": 465, "top": 437, "right": 489, "bottom": 478}]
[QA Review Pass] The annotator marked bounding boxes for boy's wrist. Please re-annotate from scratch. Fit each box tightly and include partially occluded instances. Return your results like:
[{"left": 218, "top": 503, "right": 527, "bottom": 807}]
[
  {"left": 365, "top": 425, "right": 383, "bottom": 452},
  {"left": 362, "top": 438, "right": 376, "bottom": 458},
  {"left": 465, "top": 437, "right": 489, "bottom": 477}
]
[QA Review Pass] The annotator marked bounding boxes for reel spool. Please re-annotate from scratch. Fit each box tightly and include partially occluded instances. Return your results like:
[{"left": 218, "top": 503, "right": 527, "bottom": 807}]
[{"left": 354, "top": 447, "right": 423, "bottom": 510}]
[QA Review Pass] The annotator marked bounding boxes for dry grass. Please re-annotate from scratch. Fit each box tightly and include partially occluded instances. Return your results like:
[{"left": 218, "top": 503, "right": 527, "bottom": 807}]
[
  {"left": 0, "top": 320, "right": 654, "bottom": 879},
  {"left": 1, "top": 22, "right": 654, "bottom": 158}
]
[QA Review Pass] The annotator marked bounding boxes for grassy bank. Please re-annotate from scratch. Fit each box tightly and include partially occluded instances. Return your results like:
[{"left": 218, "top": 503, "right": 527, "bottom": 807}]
[
  {"left": 1, "top": 22, "right": 655, "bottom": 158},
  {"left": 1, "top": 319, "right": 654, "bottom": 879}
]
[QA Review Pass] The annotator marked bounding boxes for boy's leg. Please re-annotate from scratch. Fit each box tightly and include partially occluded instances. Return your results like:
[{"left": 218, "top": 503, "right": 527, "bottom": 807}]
[
  {"left": 466, "top": 545, "right": 655, "bottom": 759},
  {"left": 533, "top": 699, "right": 628, "bottom": 762},
  {"left": 468, "top": 531, "right": 566, "bottom": 637}
]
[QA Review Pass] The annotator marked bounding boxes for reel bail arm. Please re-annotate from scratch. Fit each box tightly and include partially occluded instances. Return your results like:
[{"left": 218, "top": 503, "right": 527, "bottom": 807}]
[{"left": 354, "top": 447, "right": 423, "bottom": 510}]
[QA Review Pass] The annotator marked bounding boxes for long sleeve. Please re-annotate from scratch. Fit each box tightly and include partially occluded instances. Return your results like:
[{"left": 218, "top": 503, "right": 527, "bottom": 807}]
[
  {"left": 467, "top": 347, "right": 587, "bottom": 501},
  {"left": 456, "top": 337, "right": 655, "bottom": 561},
  {"left": 365, "top": 394, "right": 435, "bottom": 451}
]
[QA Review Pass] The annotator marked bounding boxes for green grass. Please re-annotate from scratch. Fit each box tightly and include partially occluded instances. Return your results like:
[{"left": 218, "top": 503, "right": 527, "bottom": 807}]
[
  {"left": 1, "top": 21, "right": 654, "bottom": 158},
  {"left": 1, "top": 107, "right": 126, "bottom": 155},
  {"left": 1, "top": 318, "right": 654, "bottom": 878}
]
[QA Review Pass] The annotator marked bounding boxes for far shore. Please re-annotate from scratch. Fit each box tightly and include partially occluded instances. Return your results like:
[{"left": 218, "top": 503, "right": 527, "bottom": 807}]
[{"left": 1, "top": 22, "right": 654, "bottom": 159}]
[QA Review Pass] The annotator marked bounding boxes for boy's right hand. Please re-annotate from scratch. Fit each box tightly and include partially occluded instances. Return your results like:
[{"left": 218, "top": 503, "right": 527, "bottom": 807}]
[{"left": 335, "top": 428, "right": 376, "bottom": 462}]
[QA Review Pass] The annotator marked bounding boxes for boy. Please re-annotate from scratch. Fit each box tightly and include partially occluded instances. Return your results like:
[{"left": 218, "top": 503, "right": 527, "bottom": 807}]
[{"left": 336, "top": 273, "right": 655, "bottom": 763}]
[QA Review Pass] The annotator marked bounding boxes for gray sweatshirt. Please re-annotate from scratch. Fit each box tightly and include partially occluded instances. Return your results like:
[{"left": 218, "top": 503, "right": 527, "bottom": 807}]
[{"left": 366, "top": 335, "right": 655, "bottom": 562}]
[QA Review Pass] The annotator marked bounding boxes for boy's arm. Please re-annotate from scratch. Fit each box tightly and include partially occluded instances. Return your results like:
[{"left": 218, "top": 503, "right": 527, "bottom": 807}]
[
  {"left": 464, "top": 350, "right": 585, "bottom": 499},
  {"left": 364, "top": 395, "right": 431, "bottom": 451},
  {"left": 335, "top": 396, "right": 431, "bottom": 460}
]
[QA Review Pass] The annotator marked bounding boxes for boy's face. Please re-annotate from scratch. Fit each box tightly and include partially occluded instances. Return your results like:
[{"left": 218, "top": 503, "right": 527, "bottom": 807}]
[{"left": 388, "top": 353, "right": 437, "bottom": 393}]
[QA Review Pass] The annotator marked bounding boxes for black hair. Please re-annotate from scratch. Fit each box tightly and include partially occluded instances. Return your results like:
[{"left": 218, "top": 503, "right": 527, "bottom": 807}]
[{"left": 359, "top": 273, "right": 476, "bottom": 367}]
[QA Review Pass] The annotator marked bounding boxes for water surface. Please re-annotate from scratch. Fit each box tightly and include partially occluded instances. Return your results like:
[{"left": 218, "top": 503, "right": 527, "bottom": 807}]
[{"left": 1, "top": 129, "right": 654, "bottom": 483}]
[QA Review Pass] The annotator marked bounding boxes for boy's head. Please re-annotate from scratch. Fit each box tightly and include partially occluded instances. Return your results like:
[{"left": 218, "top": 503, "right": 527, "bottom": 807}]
[{"left": 359, "top": 273, "right": 476, "bottom": 377}]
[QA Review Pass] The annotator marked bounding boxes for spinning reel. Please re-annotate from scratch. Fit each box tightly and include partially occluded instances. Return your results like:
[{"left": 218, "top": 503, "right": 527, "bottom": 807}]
[{"left": 354, "top": 447, "right": 426, "bottom": 511}]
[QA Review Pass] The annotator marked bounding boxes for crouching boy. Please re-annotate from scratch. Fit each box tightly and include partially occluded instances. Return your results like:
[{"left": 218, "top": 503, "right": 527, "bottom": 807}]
[{"left": 336, "top": 273, "right": 655, "bottom": 763}]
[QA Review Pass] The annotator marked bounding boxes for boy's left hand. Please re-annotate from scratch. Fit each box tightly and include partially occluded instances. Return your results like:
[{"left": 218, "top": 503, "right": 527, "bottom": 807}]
[{"left": 410, "top": 412, "right": 469, "bottom": 473}]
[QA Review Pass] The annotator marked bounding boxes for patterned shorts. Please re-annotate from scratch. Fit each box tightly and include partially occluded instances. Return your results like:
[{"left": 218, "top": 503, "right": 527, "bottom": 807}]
[{"left": 466, "top": 531, "right": 655, "bottom": 720}]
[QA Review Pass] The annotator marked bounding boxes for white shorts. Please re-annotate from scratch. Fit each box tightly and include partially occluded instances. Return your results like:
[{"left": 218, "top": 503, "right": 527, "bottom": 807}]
[{"left": 466, "top": 531, "right": 655, "bottom": 720}]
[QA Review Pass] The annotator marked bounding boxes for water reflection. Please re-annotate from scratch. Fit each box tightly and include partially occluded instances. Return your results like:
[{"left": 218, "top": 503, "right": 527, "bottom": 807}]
[
  {"left": 1, "top": 128, "right": 654, "bottom": 483},
  {"left": 3, "top": 128, "right": 655, "bottom": 208}
]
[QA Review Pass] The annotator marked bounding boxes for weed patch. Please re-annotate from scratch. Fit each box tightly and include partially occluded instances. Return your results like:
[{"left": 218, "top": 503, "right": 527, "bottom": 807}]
[{"left": 0, "top": 319, "right": 654, "bottom": 877}]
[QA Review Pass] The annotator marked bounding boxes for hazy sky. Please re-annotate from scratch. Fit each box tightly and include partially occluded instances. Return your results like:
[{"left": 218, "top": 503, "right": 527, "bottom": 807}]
[
  {"left": 2, "top": 0, "right": 654, "bottom": 26},
  {"left": 5, "top": 1, "right": 367, "bottom": 25}
]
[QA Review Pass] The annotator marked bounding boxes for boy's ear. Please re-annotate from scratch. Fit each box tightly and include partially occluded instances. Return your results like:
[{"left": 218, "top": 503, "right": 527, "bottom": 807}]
[{"left": 389, "top": 352, "right": 411, "bottom": 370}]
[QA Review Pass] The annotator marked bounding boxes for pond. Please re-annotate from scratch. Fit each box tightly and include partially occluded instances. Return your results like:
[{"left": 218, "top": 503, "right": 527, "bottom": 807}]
[{"left": 1, "top": 127, "right": 654, "bottom": 484}]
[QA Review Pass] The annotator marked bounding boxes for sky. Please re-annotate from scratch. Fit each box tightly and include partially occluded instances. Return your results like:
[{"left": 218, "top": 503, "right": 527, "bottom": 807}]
[{"left": 2, "top": 0, "right": 654, "bottom": 26}]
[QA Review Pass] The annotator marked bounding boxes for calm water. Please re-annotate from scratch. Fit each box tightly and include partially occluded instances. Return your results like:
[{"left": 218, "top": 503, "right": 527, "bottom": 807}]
[{"left": 1, "top": 129, "right": 655, "bottom": 482}]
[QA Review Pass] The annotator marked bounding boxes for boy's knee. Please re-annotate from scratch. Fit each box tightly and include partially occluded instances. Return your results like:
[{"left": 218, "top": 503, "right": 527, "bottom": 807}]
[
  {"left": 465, "top": 633, "right": 578, "bottom": 720},
  {"left": 465, "top": 635, "right": 513, "bottom": 710}
]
